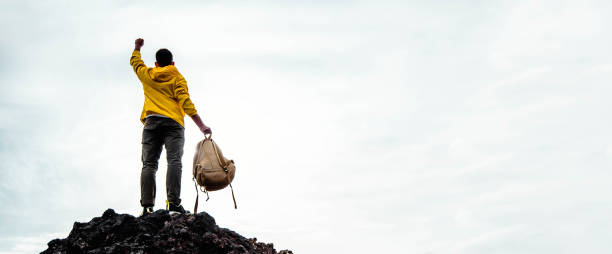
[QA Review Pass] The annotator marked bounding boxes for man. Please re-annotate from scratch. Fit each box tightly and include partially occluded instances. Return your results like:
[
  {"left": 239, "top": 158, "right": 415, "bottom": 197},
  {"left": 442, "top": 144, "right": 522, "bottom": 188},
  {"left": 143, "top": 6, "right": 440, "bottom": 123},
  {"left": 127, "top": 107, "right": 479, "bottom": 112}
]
[{"left": 130, "top": 38, "right": 211, "bottom": 215}]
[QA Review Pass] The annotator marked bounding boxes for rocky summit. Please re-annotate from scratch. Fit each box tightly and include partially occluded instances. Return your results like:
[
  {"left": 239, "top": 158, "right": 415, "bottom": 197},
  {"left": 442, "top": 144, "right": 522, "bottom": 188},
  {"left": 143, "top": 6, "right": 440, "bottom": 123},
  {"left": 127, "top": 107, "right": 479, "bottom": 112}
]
[{"left": 41, "top": 209, "right": 292, "bottom": 254}]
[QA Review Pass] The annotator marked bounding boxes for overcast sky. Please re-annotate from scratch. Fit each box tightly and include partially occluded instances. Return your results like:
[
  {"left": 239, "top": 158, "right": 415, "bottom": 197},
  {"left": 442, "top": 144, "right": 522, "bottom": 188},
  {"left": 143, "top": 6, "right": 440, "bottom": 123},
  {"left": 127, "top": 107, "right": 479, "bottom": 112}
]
[{"left": 1, "top": 0, "right": 612, "bottom": 253}]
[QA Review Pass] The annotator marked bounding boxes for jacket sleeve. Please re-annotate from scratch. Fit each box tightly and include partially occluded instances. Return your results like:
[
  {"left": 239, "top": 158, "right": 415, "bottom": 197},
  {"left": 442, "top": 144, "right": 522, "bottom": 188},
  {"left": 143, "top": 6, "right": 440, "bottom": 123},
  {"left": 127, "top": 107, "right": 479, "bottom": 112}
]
[
  {"left": 130, "top": 50, "right": 148, "bottom": 78},
  {"left": 174, "top": 76, "right": 198, "bottom": 116}
]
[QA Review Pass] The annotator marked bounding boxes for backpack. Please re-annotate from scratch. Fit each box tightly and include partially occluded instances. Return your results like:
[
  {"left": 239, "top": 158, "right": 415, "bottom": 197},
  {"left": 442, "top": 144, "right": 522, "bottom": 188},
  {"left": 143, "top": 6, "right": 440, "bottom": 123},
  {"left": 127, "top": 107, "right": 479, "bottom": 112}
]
[{"left": 192, "top": 135, "right": 237, "bottom": 213}]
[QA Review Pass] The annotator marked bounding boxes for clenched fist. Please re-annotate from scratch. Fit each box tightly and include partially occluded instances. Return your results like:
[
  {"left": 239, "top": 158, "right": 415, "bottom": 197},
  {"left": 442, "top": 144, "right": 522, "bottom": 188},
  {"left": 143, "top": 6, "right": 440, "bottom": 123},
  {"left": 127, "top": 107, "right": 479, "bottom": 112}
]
[{"left": 135, "top": 38, "right": 144, "bottom": 50}]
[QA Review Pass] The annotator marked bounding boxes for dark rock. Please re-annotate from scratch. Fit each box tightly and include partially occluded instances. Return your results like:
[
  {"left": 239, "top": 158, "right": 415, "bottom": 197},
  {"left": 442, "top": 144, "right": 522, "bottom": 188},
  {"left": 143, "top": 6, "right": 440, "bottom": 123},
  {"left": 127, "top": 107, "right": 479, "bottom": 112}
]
[{"left": 41, "top": 209, "right": 292, "bottom": 254}]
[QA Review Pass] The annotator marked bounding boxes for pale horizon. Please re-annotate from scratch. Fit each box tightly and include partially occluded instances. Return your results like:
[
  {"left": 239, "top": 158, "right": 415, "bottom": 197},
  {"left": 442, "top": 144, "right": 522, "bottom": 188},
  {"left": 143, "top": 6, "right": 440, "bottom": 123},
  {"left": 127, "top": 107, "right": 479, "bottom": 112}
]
[{"left": 1, "top": 0, "right": 612, "bottom": 253}]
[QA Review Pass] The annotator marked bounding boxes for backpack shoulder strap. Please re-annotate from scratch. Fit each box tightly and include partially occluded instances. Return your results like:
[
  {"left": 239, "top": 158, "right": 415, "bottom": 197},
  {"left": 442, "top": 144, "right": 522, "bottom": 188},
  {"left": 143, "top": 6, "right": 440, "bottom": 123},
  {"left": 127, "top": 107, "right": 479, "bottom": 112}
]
[
  {"left": 211, "top": 139, "right": 237, "bottom": 209},
  {"left": 193, "top": 179, "right": 199, "bottom": 214},
  {"left": 211, "top": 139, "right": 228, "bottom": 169},
  {"left": 226, "top": 173, "right": 237, "bottom": 209}
]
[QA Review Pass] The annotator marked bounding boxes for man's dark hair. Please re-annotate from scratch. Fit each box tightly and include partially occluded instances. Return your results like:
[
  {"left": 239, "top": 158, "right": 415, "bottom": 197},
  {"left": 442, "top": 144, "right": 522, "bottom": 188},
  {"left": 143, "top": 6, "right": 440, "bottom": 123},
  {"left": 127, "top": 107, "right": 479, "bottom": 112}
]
[{"left": 156, "top": 48, "right": 173, "bottom": 67}]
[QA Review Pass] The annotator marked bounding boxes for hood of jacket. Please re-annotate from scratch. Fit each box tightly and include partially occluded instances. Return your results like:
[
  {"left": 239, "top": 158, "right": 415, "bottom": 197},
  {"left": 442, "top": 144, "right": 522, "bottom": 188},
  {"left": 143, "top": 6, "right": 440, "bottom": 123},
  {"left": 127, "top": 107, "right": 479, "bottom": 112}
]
[{"left": 149, "top": 65, "right": 181, "bottom": 82}]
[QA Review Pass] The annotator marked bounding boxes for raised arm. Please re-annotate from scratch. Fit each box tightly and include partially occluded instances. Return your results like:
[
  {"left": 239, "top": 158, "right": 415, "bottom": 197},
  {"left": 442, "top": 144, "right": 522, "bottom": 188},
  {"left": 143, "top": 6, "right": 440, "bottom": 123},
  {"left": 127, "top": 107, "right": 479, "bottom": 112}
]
[{"left": 130, "top": 38, "right": 148, "bottom": 77}]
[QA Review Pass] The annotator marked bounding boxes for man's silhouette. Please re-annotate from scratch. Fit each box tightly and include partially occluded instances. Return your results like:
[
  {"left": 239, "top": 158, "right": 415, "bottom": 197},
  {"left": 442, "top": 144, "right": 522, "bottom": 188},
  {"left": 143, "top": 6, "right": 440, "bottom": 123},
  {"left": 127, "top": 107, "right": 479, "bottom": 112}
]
[{"left": 130, "top": 38, "right": 211, "bottom": 215}]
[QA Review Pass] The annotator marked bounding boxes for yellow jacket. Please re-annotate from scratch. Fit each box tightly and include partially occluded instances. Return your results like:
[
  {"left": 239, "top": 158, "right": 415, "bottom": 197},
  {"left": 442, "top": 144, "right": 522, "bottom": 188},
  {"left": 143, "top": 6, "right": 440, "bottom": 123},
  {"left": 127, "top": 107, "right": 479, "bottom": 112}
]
[{"left": 130, "top": 50, "right": 198, "bottom": 127}]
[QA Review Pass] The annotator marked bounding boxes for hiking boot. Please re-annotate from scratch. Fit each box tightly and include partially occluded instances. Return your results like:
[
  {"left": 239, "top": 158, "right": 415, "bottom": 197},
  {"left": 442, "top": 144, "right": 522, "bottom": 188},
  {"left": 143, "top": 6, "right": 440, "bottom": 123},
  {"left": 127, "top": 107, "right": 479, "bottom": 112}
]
[
  {"left": 141, "top": 206, "right": 154, "bottom": 216},
  {"left": 166, "top": 201, "right": 187, "bottom": 214}
]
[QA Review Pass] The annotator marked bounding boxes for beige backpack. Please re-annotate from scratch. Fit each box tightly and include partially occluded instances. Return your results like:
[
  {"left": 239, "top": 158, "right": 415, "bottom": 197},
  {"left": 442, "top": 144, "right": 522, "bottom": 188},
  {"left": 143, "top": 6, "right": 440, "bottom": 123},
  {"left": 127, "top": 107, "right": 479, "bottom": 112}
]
[{"left": 192, "top": 135, "right": 237, "bottom": 213}]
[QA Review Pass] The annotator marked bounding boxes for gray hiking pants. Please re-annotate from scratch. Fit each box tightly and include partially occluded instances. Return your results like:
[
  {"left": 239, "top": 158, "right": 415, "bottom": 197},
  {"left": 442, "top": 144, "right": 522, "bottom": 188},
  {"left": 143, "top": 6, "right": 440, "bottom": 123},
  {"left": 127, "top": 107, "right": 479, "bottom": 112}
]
[{"left": 140, "top": 116, "right": 184, "bottom": 207}]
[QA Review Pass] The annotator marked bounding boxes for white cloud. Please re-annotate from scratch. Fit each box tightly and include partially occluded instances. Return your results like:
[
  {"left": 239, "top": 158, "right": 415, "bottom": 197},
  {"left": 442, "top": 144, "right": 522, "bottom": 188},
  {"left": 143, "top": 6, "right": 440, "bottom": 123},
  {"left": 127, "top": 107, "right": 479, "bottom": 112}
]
[{"left": 1, "top": 0, "right": 612, "bottom": 253}]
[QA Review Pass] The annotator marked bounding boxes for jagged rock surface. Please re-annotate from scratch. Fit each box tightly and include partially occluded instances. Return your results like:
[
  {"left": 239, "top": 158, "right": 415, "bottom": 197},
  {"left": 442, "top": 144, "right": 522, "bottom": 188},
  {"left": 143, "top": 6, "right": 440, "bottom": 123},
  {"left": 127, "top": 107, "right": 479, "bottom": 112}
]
[{"left": 41, "top": 209, "right": 292, "bottom": 254}]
